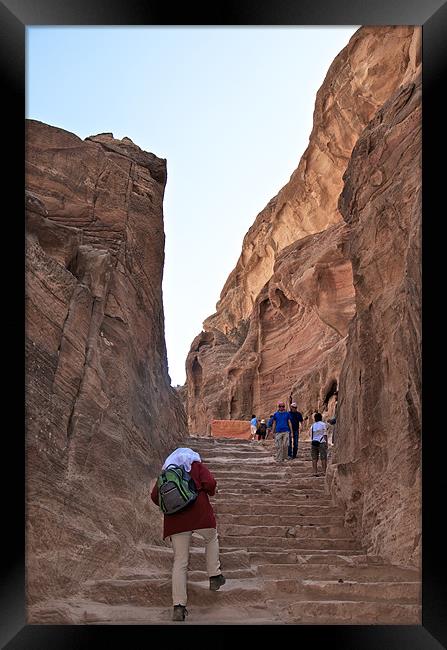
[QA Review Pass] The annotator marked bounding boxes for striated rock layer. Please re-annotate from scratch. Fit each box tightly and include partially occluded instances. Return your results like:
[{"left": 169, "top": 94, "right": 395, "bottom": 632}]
[
  {"left": 327, "top": 75, "right": 422, "bottom": 567},
  {"left": 186, "top": 26, "right": 421, "bottom": 434},
  {"left": 187, "top": 222, "right": 355, "bottom": 434},
  {"left": 25, "top": 121, "right": 187, "bottom": 611}
]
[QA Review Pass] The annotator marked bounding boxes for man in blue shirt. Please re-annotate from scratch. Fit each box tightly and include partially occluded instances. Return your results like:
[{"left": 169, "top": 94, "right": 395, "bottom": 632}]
[
  {"left": 288, "top": 402, "right": 304, "bottom": 459},
  {"left": 271, "top": 401, "right": 293, "bottom": 463}
]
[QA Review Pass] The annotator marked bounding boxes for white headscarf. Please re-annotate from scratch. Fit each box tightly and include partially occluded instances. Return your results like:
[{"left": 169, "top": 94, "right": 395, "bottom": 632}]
[{"left": 162, "top": 447, "right": 201, "bottom": 473}]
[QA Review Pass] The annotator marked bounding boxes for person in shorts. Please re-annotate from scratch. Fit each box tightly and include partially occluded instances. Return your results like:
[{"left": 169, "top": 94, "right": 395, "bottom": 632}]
[
  {"left": 250, "top": 415, "right": 258, "bottom": 440},
  {"left": 310, "top": 412, "right": 328, "bottom": 476}
]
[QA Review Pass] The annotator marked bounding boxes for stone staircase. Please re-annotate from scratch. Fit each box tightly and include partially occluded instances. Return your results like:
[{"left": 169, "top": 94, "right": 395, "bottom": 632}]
[
  {"left": 28, "top": 436, "right": 421, "bottom": 625},
  {"left": 181, "top": 437, "right": 421, "bottom": 624}
]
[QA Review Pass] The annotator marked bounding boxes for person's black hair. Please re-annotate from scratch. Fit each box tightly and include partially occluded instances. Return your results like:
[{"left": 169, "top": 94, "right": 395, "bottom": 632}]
[
  {"left": 314, "top": 412, "right": 322, "bottom": 421},
  {"left": 252, "top": 414, "right": 256, "bottom": 418}
]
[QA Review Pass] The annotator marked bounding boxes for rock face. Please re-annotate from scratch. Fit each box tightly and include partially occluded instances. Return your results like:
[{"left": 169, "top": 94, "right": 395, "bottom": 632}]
[
  {"left": 327, "top": 75, "right": 422, "bottom": 567},
  {"left": 186, "top": 26, "right": 421, "bottom": 434},
  {"left": 187, "top": 222, "right": 355, "bottom": 434},
  {"left": 25, "top": 121, "right": 187, "bottom": 609}
]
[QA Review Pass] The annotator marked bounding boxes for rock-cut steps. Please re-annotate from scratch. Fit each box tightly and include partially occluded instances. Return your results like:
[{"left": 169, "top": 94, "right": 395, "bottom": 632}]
[
  {"left": 28, "top": 436, "right": 421, "bottom": 625},
  {"left": 172, "top": 437, "right": 420, "bottom": 624}
]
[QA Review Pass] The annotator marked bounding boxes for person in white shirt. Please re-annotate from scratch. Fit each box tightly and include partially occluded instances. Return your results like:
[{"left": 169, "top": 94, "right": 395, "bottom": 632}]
[
  {"left": 250, "top": 415, "right": 258, "bottom": 440},
  {"left": 310, "top": 412, "right": 328, "bottom": 476}
]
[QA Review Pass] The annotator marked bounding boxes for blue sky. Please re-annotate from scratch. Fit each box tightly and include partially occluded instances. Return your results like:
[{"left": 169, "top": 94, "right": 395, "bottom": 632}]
[{"left": 26, "top": 26, "right": 359, "bottom": 386}]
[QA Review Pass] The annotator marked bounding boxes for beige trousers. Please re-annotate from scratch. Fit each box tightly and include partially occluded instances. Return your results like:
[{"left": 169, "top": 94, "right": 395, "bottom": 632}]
[
  {"left": 169, "top": 527, "right": 222, "bottom": 606},
  {"left": 275, "top": 431, "right": 289, "bottom": 462}
]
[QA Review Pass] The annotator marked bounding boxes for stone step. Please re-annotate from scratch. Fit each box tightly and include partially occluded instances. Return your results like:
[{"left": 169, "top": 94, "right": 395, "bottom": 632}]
[
  {"left": 213, "top": 476, "right": 325, "bottom": 484},
  {"left": 248, "top": 551, "right": 373, "bottom": 565},
  {"left": 257, "top": 563, "right": 421, "bottom": 582},
  {"left": 264, "top": 578, "right": 420, "bottom": 603},
  {"left": 204, "top": 463, "right": 313, "bottom": 471},
  {"left": 200, "top": 448, "right": 310, "bottom": 455},
  {"left": 213, "top": 499, "right": 335, "bottom": 510},
  {"left": 200, "top": 454, "right": 277, "bottom": 461},
  {"left": 196, "top": 445, "right": 308, "bottom": 452},
  {"left": 213, "top": 502, "right": 343, "bottom": 515},
  {"left": 203, "top": 535, "right": 363, "bottom": 550},
  {"left": 114, "top": 566, "right": 257, "bottom": 582},
  {"left": 211, "top": 465, "right": 315, "bottom": 475},
  {"left": 82, "top": 576, "right": 265, "bottom": 608},
  {"left": 202, "top": 459, "right": 281, "bottom": 466},
  {"left": 212, "top": 486, "right": 328, "bottom": 495},
  {"left": 278, "top": 599, "right": 421, "bottom": 624},
  {"left": 216, "top": 514, "right": 345, "bottom": 526},
  {"left": 218, "top": 523, "right": 354, "bottom": 539},
  {"left": 28, "top": 599, "right": 281, "bottom": 625},
  {"left": 214, "top": 489, "right": 329, "bottom": 498},
  {"left": 212, "top": 488, "right": 332, "bottom": 498}
]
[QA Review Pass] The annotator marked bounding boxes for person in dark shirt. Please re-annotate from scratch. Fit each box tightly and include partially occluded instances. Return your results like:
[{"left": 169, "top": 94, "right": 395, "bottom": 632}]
[
  {"left": 256, "top": 419, "right": 267, "bottom": 441},
  {"left": 288, "top": 402, "right": 304, "bottom": 460},
  {"left": 266, "top": 414, "right": 274, "bottom": 439}
]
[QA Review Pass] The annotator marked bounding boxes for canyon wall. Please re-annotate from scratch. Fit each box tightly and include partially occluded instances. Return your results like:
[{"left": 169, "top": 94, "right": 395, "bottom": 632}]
[
  {"left": 185, "top": 26, "right": 421, "bottom": 567},
  {"left": 186, "top": 26, "right": 421, "bottom": 434},
  {"left": 327, "top": 75, "right": 422, "bottom": 567},
  {"left": 25, "top": 121, "right": 187, "bottom": 609}
]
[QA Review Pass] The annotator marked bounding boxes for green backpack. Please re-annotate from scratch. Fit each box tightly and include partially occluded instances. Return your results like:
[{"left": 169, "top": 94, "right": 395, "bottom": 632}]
[{"left": 157, "top": 464, "right": 198, "bottom": 515}]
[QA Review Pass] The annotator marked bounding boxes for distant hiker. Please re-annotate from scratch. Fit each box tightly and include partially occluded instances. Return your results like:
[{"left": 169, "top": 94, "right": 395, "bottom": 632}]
[
  {"left": 256, "top": 419, "right": 267, "bottom": 441},
  {"left": 266, "top": 414, "right": 274, "bottom": 439},
  {"left": 271, "top": 401, "right": 293, "bottom": 463},
  {"left": 288, "top": 402, "right": 304, "bottom": 459},
  {"left": 150, "top": 447, "right": 226, "bottom": 622},
  {"left": 250, "top": 414, "right": 258, "bottom": 440},
  {"left": 310, "top": 412, "right": 328, "bottom": 476}
]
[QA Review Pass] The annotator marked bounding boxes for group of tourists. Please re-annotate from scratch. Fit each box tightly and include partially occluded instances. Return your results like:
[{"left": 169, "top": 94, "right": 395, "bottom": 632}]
[
  {"left": 151, "top": 403, "right": 337, "bottom": 622},
  {"left": 250, "top": 401, "right": 336, "bottom": 473}
]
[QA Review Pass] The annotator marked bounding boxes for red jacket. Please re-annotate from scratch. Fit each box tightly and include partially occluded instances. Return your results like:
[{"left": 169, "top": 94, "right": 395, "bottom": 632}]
[{"left": 150, "top": 460, "right": 217, "bottom": 539}]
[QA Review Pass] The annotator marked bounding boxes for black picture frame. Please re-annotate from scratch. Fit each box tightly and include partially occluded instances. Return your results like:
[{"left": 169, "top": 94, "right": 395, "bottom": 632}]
[{"left": 3, "top": 0, "right": 445, "bottom": 647}]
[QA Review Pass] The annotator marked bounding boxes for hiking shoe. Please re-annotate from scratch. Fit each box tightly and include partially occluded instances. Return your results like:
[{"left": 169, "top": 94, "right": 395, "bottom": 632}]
[
  {"left": 209, "top": 574, "right": 226, "bottom": 591},
  {"left": 172, "top": 605, "right": 188, "bottom": 621}
]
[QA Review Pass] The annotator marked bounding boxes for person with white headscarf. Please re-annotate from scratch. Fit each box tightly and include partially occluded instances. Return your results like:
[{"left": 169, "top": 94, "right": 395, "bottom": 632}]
[
  {"left": 161, "top": 447, "right": 201, "bottom": 473},
  {"left": 151, "top": 446, "right": 226, "bottom": 621}
]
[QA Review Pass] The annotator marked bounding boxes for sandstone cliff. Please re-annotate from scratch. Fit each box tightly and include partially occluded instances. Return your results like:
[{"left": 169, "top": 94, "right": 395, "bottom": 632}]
[
  {"left": 25, "top": 121, "right": 187, "bottom": 608},
  {"left": 185, "top": 25, "right": 421, "bottom": 569},
  {"left": 327, "top": 74, "right": 422, "bottom": 567},
  {"left": 187, "top": 221, "right": 355, "bottom": 433},
  {"left": 186, "top": 26, "right": 421, "bottom": 433}
]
